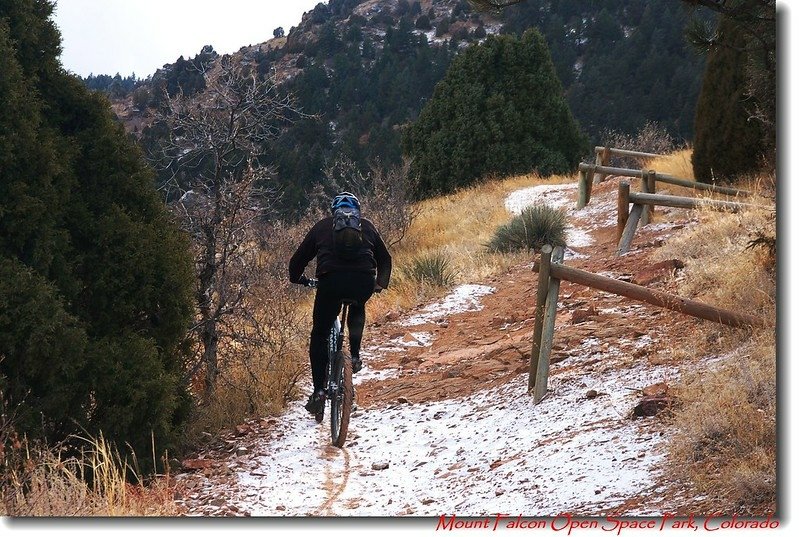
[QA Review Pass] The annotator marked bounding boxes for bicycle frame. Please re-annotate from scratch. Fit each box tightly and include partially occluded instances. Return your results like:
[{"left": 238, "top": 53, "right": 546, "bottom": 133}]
[
  {"left": 325, "top": 302, "right": 353, "bottom": 447},
  {"left": 303, "top": 277, "right": 355, "bottom": 447}
]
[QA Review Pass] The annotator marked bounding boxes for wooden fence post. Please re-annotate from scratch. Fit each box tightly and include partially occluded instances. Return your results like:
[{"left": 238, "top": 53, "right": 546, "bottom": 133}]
[
  {"left": 594, "top": 146, "right": 611, "bottom": 184},
  {"left": 647, "top": 170, "right": 657, "bottom": 222},
  {"left": 533, "top": 246, "right": 564, "bottom": 404},
  {"left": 577, "top": 170, "right": 588, "bottom": 210},
  {"left": 529, "top": 245, "right": 553, "bottom": 393},
  {"left": 618, "top": 204, "right": 643, "bottom": 255},
  {"left": 617, "top": 181, "right": 630, "bottom": 243},
  {"left": 640, "top": 170, "right": 651, "bottom": 226}
]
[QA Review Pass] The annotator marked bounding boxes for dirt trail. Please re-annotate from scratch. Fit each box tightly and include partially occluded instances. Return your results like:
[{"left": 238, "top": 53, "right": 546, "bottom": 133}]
[{"left": 172, "top": 177, "right": 707, "bottom": 517}]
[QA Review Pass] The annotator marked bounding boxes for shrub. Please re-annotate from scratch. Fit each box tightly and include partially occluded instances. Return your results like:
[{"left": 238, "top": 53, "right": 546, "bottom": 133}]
[
  {"left": 598, "top": 121, "right": 676, "bottom": 168},
  {"left": 487, "top": 205, "right": 567, "bottom": 253},
  {"left": 404, "top": 252, "right": 455, "bottom": 288},
  {"left": 318, "top": 158, "right": 418, "bottom": 249},
  {"left": 1, "top": 5, "right": 194, "bottom": 471}
]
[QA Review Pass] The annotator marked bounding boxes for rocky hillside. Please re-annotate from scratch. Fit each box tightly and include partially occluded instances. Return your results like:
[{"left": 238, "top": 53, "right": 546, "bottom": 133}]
[{"left": 98, "top": 0, "right": 711, "bottom": 217}]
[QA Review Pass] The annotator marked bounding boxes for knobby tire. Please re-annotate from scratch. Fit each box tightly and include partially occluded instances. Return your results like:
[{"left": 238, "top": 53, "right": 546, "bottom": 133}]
[{"left": 330, "top": 351, "right": 353, "bottom": 448}]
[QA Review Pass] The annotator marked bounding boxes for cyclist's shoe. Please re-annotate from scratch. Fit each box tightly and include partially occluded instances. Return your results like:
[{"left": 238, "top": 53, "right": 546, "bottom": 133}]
[
  {"left": 351, "top": 353, "right": 363, "bottom": 374},
  {"left": 305, "top": 390, "right": 325, "bottom": 416}
]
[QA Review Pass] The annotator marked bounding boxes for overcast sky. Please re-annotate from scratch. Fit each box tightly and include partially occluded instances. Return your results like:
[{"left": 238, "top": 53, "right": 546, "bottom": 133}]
[{"left": 52, "top": 0, "right": 324, "bottom": 78}]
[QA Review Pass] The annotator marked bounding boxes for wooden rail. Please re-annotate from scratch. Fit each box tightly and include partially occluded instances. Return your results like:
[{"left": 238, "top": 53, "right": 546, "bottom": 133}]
[
  {"left": 616, "top": 181, "right": 763, "bottom": 255},
  {"left": 535, "top": 261, "right": 766, "bottom": 329},
  {"left": 577, "top": 162, "right": 753, "bottom": 209},
  {"left": 593, "top": 146, "right": 660, "bottom": 184},
  {"left": 529, "top": 247, "right": 767, "bottom": 402},
  {"left": 629, "top": 192, "right": 757, "bottom": 212},
  {"left": 594, "top": 146, "right": 662, "bottom": 160}
]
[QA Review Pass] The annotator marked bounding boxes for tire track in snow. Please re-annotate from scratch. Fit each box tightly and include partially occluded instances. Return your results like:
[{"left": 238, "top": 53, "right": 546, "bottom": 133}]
[{"left": 317, "top": 445, "right": 352, "bottom": 515}]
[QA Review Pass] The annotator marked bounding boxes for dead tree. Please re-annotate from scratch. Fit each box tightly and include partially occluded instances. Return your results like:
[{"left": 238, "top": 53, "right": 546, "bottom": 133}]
[
  {"left": 317, "top": 157, "right": 418, "bottom": 250},
  {"left": 149, "top": 58, "right": 299, "bottom": 398}
]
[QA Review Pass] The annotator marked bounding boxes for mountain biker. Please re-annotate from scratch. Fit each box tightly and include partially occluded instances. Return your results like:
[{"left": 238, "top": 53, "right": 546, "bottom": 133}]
[{"left": 289, "top": 192, "right": 392, "bottom": 416}]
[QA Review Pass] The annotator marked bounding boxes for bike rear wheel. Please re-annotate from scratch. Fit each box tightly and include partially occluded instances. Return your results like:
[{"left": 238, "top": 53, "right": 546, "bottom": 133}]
[{"left": 330, "top": 351, "right": 353, "bottom": 447}]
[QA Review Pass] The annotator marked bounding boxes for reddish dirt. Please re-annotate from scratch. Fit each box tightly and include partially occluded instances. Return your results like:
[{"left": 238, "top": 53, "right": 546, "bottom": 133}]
[{"left": 358, "top": 177, "right": 700, "bottom": 410}]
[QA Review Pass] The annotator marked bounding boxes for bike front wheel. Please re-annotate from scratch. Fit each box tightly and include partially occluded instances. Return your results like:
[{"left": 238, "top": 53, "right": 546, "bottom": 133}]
[{"left": 330, "top": 351, "right": 353, "bottom": 447}]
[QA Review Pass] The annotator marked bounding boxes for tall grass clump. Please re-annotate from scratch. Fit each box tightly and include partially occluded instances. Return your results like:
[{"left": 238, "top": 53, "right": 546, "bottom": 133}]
[
  {"left": 486, "top": 204, "right": 567, "bottom": 253},
  {"left": 1, "top": 432, "right": 179, "bottom": 516},
  {"left": 404, "top": 252, "right": 455, "bottom": 288}
]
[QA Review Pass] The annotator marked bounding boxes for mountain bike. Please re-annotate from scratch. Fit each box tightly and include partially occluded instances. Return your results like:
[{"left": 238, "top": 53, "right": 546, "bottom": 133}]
[{"left": 304, "top": 278, "right": 354, "bottom": 448}]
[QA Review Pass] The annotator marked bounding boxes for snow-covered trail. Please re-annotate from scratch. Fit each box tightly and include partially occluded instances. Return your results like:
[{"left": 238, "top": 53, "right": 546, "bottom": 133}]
[
  {"left": 234, "top": 361, "right": 672, "bottom": 516},
  {"left": 175, "top": 179, "right": 692, "bottom": 518}
]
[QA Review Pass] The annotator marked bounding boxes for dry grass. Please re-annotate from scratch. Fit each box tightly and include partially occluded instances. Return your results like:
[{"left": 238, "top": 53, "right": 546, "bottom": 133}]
[
  {"left": 654, "top": 201, "right": 776, "bottom": 317},
  {"left": 668, "top": 331, "right": 776, "bottom": 514},
  {"left": 368, "top": 172, "right": 572, "bottom": 319},
  {"left": 2, "top": 434, "right": 180, "bottom": 516},
  {"left": 643, "top": 148, "right": 694, "bottom": 179},
  {"left": 653, "top": 181, "right": 776, "bottom": 514}
]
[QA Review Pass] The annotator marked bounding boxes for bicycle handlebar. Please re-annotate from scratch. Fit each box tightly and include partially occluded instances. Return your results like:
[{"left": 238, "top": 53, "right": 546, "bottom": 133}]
[
  {"left": 299, "top": 276, "right": 318, "bottom": 288},
  {"left": 300, "top": 276, "right": 381, "bottom": 293}
]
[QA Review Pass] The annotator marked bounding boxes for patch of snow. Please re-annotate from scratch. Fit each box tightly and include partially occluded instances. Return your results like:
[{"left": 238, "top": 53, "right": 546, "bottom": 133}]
[
  {"left": 234, "top": 365, "right": 672, "bottom": 517},
  {"left": 504, "top": 183, "right": 576, "bottom": 214},
  {"left": 353, "top": 366, "right": 402, "bottom": 385},
  {"left": 567, "top": 227, "right": 594, "bottom": 248},
  {"left": 575, "top": 193, "right": 620, "bottom": 229},
  {"left": 387, "top": 331, "right": 433, "bottom": 348},
  {"left": 402, "top": 284, "right": 495, "bottom": 326},
  {"left": 564, "top": 247, "right": 588, "bottom": 260}
]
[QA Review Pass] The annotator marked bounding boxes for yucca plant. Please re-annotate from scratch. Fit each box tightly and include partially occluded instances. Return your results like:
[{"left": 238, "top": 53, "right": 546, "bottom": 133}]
[
  {"left": 404, "top": 252, "right": 455, "bottom": 288},
  {"left": 487, "top": 204, "right": 567, "bottom": 253}
]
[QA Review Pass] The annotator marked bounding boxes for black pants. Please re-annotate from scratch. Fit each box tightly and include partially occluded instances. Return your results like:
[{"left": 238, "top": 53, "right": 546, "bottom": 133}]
[{"left": 309, "top": 271, "right": 374, "bottom": 391}]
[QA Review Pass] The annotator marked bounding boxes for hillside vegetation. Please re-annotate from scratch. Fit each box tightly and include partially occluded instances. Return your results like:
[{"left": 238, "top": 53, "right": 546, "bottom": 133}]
[{"left": 92, "top": 0, "right": 709, "bottom": 217}]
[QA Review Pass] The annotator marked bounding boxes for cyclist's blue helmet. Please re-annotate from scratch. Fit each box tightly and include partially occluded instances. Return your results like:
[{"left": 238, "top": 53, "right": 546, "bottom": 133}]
[{"left": 331, "top": 192, "right": 360, "bottom": 213}]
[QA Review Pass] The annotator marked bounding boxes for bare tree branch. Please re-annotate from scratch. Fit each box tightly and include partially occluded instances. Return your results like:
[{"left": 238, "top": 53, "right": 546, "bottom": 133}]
[{"left": 147, "top": 60, "right": 304, "bottom": 399}]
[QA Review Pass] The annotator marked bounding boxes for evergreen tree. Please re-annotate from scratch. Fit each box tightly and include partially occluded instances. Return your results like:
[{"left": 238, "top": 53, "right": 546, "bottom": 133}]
[
  {"left": 691, "top": 15, "right": 765, "bottom": 183},
  {"left": 1, "top": 0, "right": 194, "bottom": 465},
  {"left": 403, "top": 30, "right": 588, "bottom": 197},
  {"left": 499, "top": 0, "right": 707, "bottom": 141}
]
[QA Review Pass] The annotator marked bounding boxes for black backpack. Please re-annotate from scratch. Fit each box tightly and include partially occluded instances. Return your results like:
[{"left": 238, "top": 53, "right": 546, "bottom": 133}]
[{"left": 332, "top": 206, "right": 363, "bottom": 259}]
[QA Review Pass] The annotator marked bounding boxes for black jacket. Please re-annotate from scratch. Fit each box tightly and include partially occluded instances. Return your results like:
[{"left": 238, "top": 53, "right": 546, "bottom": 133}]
[{"left": 289, "top": 216, "right": 392, "bottom": 289}]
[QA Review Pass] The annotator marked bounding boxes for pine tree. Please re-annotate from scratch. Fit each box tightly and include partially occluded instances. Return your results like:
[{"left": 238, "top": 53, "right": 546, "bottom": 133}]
[
  {"left": 1, "top": 0, "right": 194, "bottom": 465},
  {"left": 691, "top": 16, "right": 765, "bottom": 183},
  {"left": 403, "top": 30, "right": 588, "bottom": 197}
]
